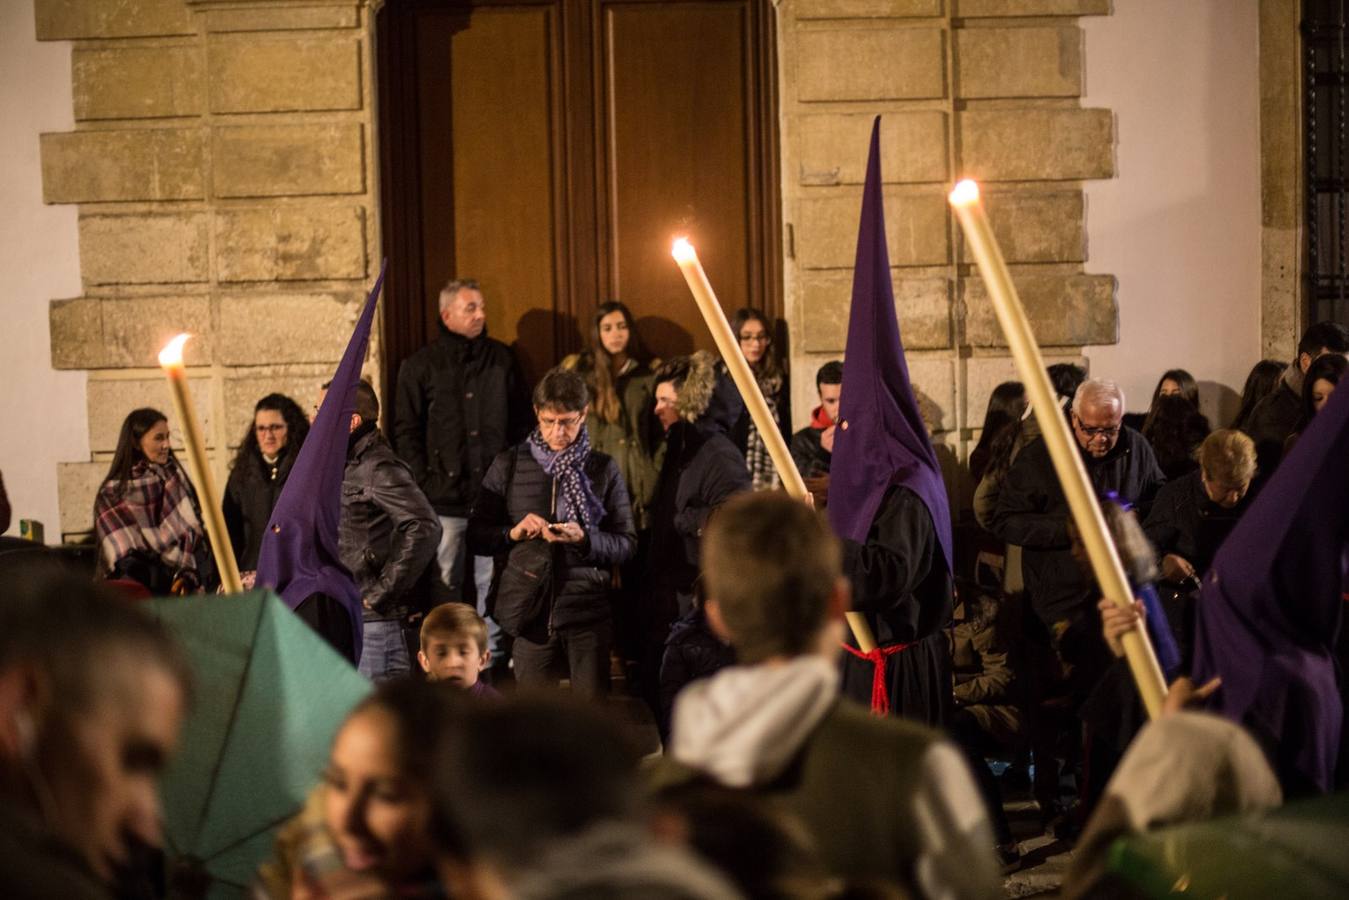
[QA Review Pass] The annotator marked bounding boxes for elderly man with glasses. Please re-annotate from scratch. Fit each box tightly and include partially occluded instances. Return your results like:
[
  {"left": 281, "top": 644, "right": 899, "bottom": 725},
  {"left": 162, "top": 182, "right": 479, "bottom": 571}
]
[{"left": 990, "top": 378, "right": 1165, "bottom": 824}]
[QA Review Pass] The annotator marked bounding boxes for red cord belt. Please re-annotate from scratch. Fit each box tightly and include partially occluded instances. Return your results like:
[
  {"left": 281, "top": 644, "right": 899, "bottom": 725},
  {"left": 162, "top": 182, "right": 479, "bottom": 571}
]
[{"left": 842, "top": 641, "right": 916, "bottom": 716}]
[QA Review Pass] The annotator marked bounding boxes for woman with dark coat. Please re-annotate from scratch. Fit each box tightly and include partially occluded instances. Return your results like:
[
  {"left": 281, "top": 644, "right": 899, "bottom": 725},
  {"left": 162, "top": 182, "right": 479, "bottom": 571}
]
[
  {"left": 94, "top": 408, "right": 215, "bottom": 594},
  {"left": 727, "top": 308, "right": 790, "bottom": 491},
  {"left": 468, "top": 368, "right": 637, "bottom": 698},
  {"left": 223, "top": 393, "right": 310, "bottom": 573}
]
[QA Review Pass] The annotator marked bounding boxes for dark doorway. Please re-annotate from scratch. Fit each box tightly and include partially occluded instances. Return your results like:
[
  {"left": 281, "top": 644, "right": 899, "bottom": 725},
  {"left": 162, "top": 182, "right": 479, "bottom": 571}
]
[{"left": 376, "top": 0, "right": 782, "bottom": 413}]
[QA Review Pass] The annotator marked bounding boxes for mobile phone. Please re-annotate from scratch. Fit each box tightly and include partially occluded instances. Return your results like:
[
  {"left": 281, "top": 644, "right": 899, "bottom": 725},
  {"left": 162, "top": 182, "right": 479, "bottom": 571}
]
[{"left": 547, "top": 523, "right": 566, "bottom": 533}]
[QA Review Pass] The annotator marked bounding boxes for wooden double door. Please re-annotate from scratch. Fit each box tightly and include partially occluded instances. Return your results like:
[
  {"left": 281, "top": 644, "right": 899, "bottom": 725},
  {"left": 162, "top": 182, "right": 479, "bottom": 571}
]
[{"left": 377, "top": 0, "right": 781, "bottom": 400}]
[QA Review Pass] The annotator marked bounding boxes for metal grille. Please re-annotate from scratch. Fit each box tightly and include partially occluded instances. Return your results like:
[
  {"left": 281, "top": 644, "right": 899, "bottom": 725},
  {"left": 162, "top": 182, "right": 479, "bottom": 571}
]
[{"left": 1304, "top": 0, "right": 1349, "bottom": 324}]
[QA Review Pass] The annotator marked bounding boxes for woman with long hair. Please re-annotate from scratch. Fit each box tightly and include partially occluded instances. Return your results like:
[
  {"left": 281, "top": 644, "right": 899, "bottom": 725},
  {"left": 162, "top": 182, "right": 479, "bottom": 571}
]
[
  {"left": 1284, "top": 352, "right": 1347, "bottom": 456},
  {"left": 969, "top": 381, "right": 1026, "bottom": 484},
  {"left": 223, "top": 393, "right": 311, "bottom": 573},
  {"left": 1137, "top": 368, "right": 1200, "bottom": 435},
  {"left": 1230, "top": 359, "right": 1284, "bottom": 432},
  {"left": 562, "top": 301, "right": 662, "bottom": 529},
  {"left": 93, "top": 407, "right": 213, "bottom": 594},
  {"left": 728, "top": 307, "right": 789, "bottom": 491},
  {"left": 255, "top": 679, "right": 458, "bottom": 898},
  {"left": 1142, "top": 393, "right": 1211, "bottom": 481}
]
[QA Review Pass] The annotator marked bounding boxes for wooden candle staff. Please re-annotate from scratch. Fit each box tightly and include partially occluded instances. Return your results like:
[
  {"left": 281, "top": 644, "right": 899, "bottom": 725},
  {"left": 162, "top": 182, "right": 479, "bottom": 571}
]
[
  {"left": 948, "top": 180, "right": 1167, "bottom": 719},
  {"left": 158, "top": 333, "right": 244, "bottom": 594},
  {"left": 671, "top": 238, "right": 879, "bottom": 653}
]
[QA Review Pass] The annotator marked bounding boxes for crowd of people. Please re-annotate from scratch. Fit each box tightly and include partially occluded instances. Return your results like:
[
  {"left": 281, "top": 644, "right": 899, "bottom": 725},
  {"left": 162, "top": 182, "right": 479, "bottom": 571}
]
[{"left": 2, "top": 273, "right": 1347, "bottom": 899}]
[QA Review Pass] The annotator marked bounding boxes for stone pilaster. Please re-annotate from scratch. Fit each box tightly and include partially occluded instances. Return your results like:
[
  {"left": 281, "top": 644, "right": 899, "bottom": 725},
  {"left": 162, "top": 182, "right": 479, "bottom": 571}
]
[
  {"left": 37, "top": 0, "right": 379, "bottom": 537},
  {"left": 777, "top": 0, "right": 1116, "bottom": 503}
]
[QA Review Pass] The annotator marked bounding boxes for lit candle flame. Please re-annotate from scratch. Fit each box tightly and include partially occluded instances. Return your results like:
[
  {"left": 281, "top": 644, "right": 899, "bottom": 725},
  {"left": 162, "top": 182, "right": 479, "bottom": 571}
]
[
  {"left": 671, "top": 237, "right": 697, "bottom": 264},
  {"left": 948, "top": 179, "right": 981, "bottom": 207},
  {"left": 158, "top": 333, "right": 192, "bottom": 368}
]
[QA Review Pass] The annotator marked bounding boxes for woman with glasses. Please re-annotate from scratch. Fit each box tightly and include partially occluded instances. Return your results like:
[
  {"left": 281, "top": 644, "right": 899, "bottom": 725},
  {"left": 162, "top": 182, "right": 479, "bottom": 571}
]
[
  {"left": 223, "top": 393, "right": 311, "bottom": 575},
  {"left": 468, "top": 368, "right": 637, "bottom": 697},
  {"left": 728, "top": 308, "right": 790, "bottom": 491}
]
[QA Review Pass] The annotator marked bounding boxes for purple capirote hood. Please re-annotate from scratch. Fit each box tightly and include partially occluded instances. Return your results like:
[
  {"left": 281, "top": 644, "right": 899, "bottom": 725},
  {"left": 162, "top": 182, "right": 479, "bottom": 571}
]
[
  {"left": 826, "top": 117, "right": 953, "bottom": 574},
  {"left": 1191, "top": 362, "right": 1349, "bottom": 793},
  {"left": 254, "top": 262, "right": 387, "bottom": 662}
]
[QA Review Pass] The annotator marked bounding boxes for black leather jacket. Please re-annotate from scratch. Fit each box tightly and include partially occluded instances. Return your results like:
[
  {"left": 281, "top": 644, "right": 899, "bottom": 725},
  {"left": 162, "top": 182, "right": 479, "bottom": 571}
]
[
  {"left": 339, "top": 425, "right": 443, "bottom": 621},
  {"left": 392, "top": 326, "right": 530, "bottom": 516}
]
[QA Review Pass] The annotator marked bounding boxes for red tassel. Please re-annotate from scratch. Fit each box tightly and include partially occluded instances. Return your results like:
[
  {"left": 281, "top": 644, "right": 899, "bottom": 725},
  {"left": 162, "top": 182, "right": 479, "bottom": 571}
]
[{"left": 843, "top": 641, "right": 916, "bottom": 716}]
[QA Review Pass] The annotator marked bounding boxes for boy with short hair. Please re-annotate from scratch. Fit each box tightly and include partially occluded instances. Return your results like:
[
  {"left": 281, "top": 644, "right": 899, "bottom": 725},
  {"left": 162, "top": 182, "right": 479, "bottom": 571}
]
[
  {"left": 790, "top": 360, "right": 842, "bottom": 479},
  {"left": 655, "top": 492, "right": 1000, "bottom": 898},
  {"left": 418, "top": 602, "right": 498, "bottom": 696}
]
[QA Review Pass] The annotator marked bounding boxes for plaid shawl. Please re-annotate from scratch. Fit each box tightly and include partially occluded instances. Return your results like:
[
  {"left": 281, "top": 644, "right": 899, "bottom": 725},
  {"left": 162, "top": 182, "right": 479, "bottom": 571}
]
[
  {"left": 95, "top": 456, "right": 205, "bottom": 578},
  {"left": 745, "top": 371, "right": 782, "bottom": 491}
]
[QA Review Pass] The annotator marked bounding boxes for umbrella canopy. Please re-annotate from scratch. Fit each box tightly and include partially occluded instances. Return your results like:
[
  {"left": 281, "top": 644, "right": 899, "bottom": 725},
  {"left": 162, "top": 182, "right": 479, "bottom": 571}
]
[
  {"left": 1108, "top": 792, "right": 1349, "bottom": 898},
  {"left": 149, "top": 590, "right": 371, "bottom": 895}
]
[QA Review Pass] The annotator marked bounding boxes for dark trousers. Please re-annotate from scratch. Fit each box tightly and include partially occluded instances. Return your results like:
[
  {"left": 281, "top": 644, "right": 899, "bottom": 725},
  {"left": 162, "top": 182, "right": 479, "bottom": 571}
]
[
  {"left": 512, "top": 621, "right": 612, "bottom": 698},
  {"left": 949, "top": 708, "right": 1013, "bottom": 845}
]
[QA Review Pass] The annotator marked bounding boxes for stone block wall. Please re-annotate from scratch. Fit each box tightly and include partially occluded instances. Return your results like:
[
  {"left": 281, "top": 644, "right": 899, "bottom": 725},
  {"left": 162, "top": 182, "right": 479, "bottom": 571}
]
[
  {"left": 778, "top": 0, "right": 1117, "bottom": 501},
  {"left": 37, "top": 0, "right": 377, "bottom": 538}
]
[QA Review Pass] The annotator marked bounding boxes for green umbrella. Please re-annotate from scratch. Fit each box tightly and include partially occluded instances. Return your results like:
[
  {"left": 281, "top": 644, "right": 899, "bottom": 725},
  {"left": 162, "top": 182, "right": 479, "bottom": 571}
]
[
  {"left": 149, "top": 590, "right": 372, "bottom": 896},
  {"left": 1108, "top": 792, "right": 1349, "bottom": 898}
]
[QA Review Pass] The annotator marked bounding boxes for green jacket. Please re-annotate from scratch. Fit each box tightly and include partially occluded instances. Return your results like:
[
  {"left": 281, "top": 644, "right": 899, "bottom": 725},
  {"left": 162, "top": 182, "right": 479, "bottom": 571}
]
[{"left": 563, "top": 353, "right": 664, "bottom": 530}]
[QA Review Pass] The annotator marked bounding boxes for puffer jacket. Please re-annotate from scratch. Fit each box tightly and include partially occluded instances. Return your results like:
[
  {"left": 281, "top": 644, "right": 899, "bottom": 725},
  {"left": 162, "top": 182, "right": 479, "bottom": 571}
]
[
  {"left": 468, "top": 441, "right": 636, "bottom": 631},
  {"left": 338, "top": 425, "right": 443, "bottom": 622},
  {"left": 392, "top": 324, "right": 530, "bottom": 516},
  {"left": 223, "top": 446, "right": 298, "bottom": 570}
]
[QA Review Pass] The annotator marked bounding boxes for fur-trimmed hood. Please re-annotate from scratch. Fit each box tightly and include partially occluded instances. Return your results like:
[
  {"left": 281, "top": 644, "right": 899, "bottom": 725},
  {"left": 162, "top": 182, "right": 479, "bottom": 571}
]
[{"left": 676, "top": 351, "right": 743, "bottom": 437}]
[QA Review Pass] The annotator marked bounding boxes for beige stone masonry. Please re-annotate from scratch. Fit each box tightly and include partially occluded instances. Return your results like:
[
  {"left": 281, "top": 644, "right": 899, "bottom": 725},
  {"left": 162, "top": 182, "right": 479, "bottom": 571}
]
[
  {"left": 207, "top": 36, "right": 361, "bottom": 113},
  {"left": 800, "top": 273, "right": 951, "bottom": 351},
  {"left": 796, "top": 27, "right": 947, "bottom": 101},
  {"left": 41, "top": 129, "right": 207, "bottom": 203},
  {"left": 58, "top": 461, "right": 112, "bottom": 537},
  {"left": 953, "top": 0, "right": 1109, "bottom": 16},
  {"left": 79, "top": 213, "right": 210, "bottom": 285},
  {"left": 796, "top": 112, "right": 949, "bottom": 184},
  {"left": 87, "top": 377, "right": 216, "bottom": 453},
  {"left": 212, "top": 123, "right": 365, "bottom": 198},
  {"left": 202, "top": 6, "right": 359, "bottom": 33},
  {"left": 36, "top": 0, "right": 194, "bottom": 40},
  {"left": 954, "top": 26, "right": 1081, "bottom": 99},
  {"left": 797, "top": 190, "right": 950, "bottom": 268},
  {"left": 73, "top": 46, "right": 204, "bottom": 120},
  {"left": 215, "top": 206, "right": 367, "bottom": 282},
  {"left": 50, "top": 295, "right": 213, "bottom": 370},
  {"left": 962, "top": 271, "right": 1117, "bottom": 346},
  {"left": 959, "top": 190, "right": 1085, "bottom": 263},
  {"left": 959, "top": 108, "right": 1114, "bottom": 181},
  {"left": 797, "top": 0, "right": 944, "bottom": 18},
  {"left": 214, "top": 292, "right": 361, "bottom": 366},
  {"left": 965, "top": 353, "right": 1084, "bottom": 433}
]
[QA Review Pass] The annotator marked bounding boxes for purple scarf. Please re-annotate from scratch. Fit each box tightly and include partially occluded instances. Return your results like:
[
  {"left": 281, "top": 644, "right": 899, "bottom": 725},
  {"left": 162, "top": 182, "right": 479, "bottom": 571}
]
[{"left": 528, "top": 426, "right": 605, "bottom": 529}]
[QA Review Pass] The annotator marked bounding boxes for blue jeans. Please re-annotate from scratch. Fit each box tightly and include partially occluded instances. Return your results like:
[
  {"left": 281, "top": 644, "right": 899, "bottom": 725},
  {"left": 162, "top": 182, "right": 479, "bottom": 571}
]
[
  {"left": 359, "top": 619, "right": 410, "bottom": 683},
  {"left": 437, "top": 515, "right": 502, "bottom": 658}
]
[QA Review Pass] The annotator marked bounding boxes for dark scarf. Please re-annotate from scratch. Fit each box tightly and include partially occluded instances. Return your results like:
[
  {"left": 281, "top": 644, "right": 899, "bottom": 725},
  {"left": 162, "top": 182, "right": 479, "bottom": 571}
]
[{"left": 528, "top": 426, "right": 604, "bottom": 528}]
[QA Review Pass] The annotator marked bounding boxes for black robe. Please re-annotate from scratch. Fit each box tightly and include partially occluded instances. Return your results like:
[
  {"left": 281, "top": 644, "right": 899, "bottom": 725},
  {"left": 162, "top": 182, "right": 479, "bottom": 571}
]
[{"left": 839, "top": 485, "right": 953, "bottom": 728}]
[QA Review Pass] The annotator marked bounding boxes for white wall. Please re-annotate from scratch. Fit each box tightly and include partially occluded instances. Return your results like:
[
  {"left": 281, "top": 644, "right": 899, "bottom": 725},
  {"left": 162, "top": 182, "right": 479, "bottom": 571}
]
[
  {"left": 0, "top": 2, "right": 86, "bottom": 537},
  {"left": 1083, "top": 0, "right": 1263, "bottom": 426}
]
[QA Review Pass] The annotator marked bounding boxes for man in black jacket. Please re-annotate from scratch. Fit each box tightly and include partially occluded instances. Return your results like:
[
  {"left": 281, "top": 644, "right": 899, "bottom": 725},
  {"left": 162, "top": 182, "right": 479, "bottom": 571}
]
[
  {"left": 790, "top": 360, "right": 842, "bottom": 480},
  {"left": 329, "top": 380, "right": 443, "bottom": 682},
  {"left": 992, "top": 378, "right": 1165, "bottom": 632},
  {"left": 393, "top": 278, "right": 529, "bottom": 669},
  {"left": 468, "top": 369, "right": 636, "bottom": 697},
  {"left": 1243, "top": 320, "right": 1349, "bottom": 476}
]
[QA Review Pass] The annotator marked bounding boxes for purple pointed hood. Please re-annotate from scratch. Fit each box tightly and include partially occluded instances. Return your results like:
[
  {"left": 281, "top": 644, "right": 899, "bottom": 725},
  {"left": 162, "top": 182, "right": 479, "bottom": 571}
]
[
  {"left": 255, "top": 262, "right": 387, "bottom": 660},
  {"left": 827, "top": 118, "right": 953, "bottom": 573},
  {"left": 1191, "top": 365, "right": 1349, "bottom": 792}
]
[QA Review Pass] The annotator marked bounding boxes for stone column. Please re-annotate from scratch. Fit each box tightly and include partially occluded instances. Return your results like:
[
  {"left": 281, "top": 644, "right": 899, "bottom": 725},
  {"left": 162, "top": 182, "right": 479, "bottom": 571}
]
[
  {"left": 36, "top": 0, "right": 379, "bottom": 539},
  {"left": 777, "top": 0, "right": 1116, "bottom": 502}
]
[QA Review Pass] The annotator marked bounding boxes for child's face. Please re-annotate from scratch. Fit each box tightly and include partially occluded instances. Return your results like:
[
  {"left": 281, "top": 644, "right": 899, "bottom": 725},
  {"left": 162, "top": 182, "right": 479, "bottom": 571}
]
[{"left": 417, "top": 634, "right": 489, "bottom": 687}]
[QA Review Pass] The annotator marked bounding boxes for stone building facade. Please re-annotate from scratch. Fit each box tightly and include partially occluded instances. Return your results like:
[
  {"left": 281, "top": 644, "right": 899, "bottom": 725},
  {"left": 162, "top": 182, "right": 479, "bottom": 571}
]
[{"left": 34, "top": 0, "right": 1299, "bottom": 538}]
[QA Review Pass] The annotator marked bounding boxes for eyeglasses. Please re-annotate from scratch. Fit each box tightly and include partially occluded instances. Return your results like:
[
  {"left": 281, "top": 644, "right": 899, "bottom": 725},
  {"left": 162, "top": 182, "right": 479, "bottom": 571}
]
[
  {"left": 255, "top": 424, "right": 286, "bottom": 434},
  {"left": 538, "top": 414, "right": 583, "bottom": 432},
  {"left": 738, "top": 333, "right": 770, "bottom": 345},
  {"left": 1073, "top": 416, "right": 1120, "bottom": 439}
]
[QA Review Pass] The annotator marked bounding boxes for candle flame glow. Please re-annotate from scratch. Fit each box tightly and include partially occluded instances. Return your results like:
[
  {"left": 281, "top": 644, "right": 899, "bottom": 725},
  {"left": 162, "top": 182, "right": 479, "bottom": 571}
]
[
  {"left": 158, "top": 333, "right": 192, "bottom": 368},
  {"left": 671, "top": 238, "right": 698, "bottom": 264},
  {"left": 948, "top": 179, "right": 981, "bottom": 207}
]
